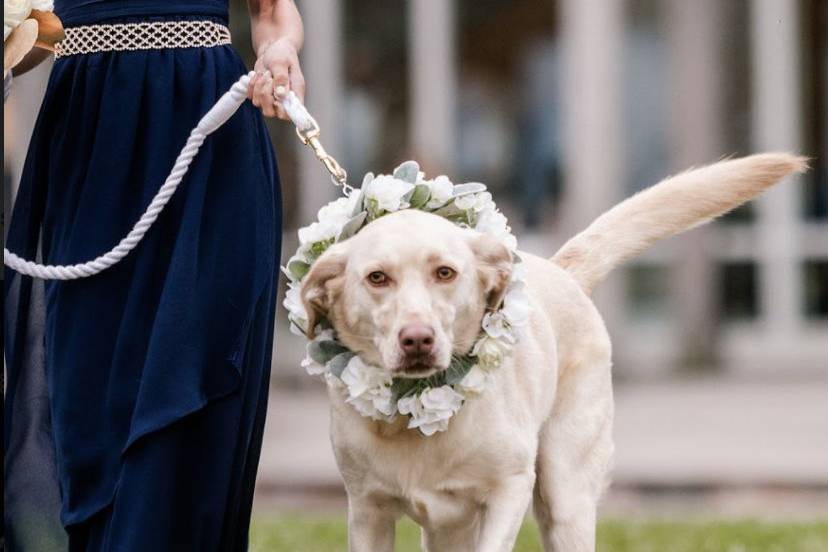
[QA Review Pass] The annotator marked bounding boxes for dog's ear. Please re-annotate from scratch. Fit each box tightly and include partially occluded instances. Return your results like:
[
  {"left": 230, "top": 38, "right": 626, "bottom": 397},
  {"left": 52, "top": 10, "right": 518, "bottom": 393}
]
[
  {"left": 469, "top": 233, "right": 512, "bottom": 311},
  {"left": 300, "top": 248, "right": 347, "bottom": 339}
]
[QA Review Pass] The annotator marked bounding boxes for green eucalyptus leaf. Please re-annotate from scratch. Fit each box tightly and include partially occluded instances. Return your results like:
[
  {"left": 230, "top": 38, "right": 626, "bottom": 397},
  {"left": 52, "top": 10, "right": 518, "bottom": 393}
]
[
  {"left": 287, "top": 258, "right": 311, "bottom": 281},
  {"left": 452, "top": 182, "right": 487, "bottom": 197},
  {"left": 466, "top": 209, "right": 478, "bottom": 228},
  {"left": 327, "top": 351, "right": 354, "bottom": 378},
  {"left": 432, "top": 202, "right": 465, "bottom": 219},
  {"left": 309, "top": 339, "right": 349, "bottom": 365},
  {"left": 361, "top": 172, "right": 375, "bottom": 189},
  {"left": 350, "top": 190, "right": 365, "bottom": 217},
  {"left": 408, "top": 184, "right": 431, "bottom": 209},
  {"left": 337, "top": 211, "right": 368, "bottom": 242},
  {"left": 445, "top": 356, "right": 475, "bottom": 385},
  {"left": 289, "top": 320, "right": 306, "bottom": 335},
  {"left": 391, "top": 377, "right": 424, "bottom": 400},
  {"left": 308, "top": 239, "right": 335, "bottom": 260},
  {"left": 393, "top": 160, "right": 420, "bottom": 184}
]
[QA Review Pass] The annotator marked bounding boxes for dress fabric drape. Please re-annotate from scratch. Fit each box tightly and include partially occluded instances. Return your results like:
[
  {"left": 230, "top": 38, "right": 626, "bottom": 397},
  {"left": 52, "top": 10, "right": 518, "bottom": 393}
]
[{"left": 4, "top": 2, "right": 282, "bottom": 550}]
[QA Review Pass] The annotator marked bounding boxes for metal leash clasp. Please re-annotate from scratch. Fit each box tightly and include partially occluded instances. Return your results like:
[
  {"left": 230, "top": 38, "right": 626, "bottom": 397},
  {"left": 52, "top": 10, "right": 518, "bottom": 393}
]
[{"left": 294, "top": 114, "right": 353, "bottom": 196}]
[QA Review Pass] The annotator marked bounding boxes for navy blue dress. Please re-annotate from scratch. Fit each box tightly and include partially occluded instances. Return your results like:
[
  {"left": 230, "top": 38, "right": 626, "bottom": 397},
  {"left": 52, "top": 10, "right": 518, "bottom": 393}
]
[{"left": 4, "top": 1, "right": 282, "bottom": 550}]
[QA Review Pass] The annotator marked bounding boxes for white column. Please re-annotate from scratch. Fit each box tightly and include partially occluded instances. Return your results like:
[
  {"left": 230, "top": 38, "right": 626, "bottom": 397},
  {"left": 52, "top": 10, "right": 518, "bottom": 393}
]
[
  {"left": 408, "top": 0, "right": 456, "bottom": 173},
  {"left": 559, "top": 0, "right": 625, "bottom": 338},
  {"left": 665, "top": 0, "right": 724, "bottom": 369},
  {"left": 751, "top": 0, "right": 802, "bottom": 341},
  {"left": 297, "top": 0, "right": 344, "bottom": 224}
]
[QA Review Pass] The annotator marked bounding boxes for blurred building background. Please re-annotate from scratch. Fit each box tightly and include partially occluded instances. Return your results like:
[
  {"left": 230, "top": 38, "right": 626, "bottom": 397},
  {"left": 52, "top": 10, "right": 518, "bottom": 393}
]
[
  {"left": 226, "top": 0, "right": 828, "bottom": 382},
  {"left": 4, "top": 0, "right": 827, "bottom": 518}
]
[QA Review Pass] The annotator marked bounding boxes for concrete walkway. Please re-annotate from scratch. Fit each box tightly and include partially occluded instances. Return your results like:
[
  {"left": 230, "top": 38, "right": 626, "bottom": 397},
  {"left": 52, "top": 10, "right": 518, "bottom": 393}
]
[{"left": 256, "top": 377, "right": 828, "bottom": 515}]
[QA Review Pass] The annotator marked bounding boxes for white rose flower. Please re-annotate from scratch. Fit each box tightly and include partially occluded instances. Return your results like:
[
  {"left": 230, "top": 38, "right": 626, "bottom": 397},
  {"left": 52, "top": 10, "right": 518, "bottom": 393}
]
[
  {"left": 347, "top": 384, "right": 396, "bottom": 420},
  {"left": 425, "top": 175, "right": 454, "bottom": 208},
  {"left": 340, "top": 355, "right": 392, "bottom": 398},
  {"left": 475, "top": 208, "right": 517, "bottom": 251},
  {"left": 420, "top": 385, "right": 464, "bottom": 412},
  {"left": 5, "top": 0, "right": 32, "bottom": 41},
  {"left": 300, "top": 329, "right": 336, "bottom": 376},
  {"left": 510, "top": 260, "right": 527, "bottom": 283},
  {"left": 341, "top": 356, "right": 395, "bottom": 421},
  {"left": 396, "top": 395, "right": 422, "bottom": 417},
  {"left": 454, "top": 191, "right": 493, "bottom": 212},
  {"left": 283, "top": 282, "right": 308, "bottom": 334},
  {"left": 30, "top": 0, "right": 53, "bottom": 10},
  {"left": 482, "top": 311, "right": 511, "bottom": 340},
  {"left": 457, "top": 365, "right": 489, "bottom": 396},
  {"left": 398, "top": 394, "right": 453, "bottom": 435},
  {"left": 501, "top": 286, "right": 530, "bottom": 328},
  {"left": 472, "top": 192, "right": 494, "bottom": 212},
  {"left": 399, "top": 385, "right": 464, "bottom": 435},
  {"left": 453, "top": 194, "right": 475, "bottom": 211},
  {"left": 301, "top": 353, "right": 326, "bottom": 376},
  {"left": 471, "top": 335, "right": 512, "bottom": 370},
  {"left": 297, "top": 220, "right": 339, "bottom": 248},
  {"left": 363, "top": 174, "right": 414, "bottom": 213},
  {"left": 317, "top": 194, "right": 359, "bottom": 228}
]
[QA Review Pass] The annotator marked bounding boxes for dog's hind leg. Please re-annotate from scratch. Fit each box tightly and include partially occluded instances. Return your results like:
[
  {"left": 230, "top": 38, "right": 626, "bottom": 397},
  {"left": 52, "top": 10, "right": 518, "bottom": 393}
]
[{"left": 533, "top": 351, "right": 614, "bottom": 552}]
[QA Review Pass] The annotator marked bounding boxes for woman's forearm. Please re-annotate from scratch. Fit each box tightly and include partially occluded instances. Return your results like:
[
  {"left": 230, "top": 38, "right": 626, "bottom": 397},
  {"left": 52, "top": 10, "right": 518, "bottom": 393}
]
[
  {"left": 246, "top": 0, "right": 306, "bottom": 118},
  {"left": 248, "top": 0, "right": 304, "bottom": 56}
]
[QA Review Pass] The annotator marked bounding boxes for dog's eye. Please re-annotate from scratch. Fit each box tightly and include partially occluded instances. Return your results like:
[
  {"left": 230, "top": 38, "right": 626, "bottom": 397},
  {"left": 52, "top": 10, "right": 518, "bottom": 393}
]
[
  {"left": 367, "top": 271, "right": 389, "bottom": 286},
  {"left": 435, "top": 266, "right": 457, "bottom": 281}
]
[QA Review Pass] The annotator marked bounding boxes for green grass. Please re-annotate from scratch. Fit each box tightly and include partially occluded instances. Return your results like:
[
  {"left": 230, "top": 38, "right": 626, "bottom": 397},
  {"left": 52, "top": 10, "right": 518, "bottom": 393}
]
[{"left": 250, "top": 516, "right": 828, "bottom": 552}]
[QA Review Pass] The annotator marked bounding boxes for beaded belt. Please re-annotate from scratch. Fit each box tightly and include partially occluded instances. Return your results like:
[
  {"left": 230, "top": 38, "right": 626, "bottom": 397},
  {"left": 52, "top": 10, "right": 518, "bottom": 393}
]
[{"left": 55, "top": 20, "right": 232, "bottom": 58}]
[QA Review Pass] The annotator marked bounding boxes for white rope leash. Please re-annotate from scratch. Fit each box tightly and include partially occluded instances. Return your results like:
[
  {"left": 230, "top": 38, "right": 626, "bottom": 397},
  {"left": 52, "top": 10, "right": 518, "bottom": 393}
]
[
  {"left": 5, "top": 71, "right": 258, "bottom": 280},
  {"left": 280, "top": 89, "right": 315, "bottom": 134}
]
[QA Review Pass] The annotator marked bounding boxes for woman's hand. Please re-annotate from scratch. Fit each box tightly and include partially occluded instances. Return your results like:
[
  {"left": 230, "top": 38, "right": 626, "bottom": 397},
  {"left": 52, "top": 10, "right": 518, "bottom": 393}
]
[
  {"left": 248, "top": 37, "right": 305, "bottom": 120},
  {"left": 247, "top": 0, "right": 305, "bottom": 120}
]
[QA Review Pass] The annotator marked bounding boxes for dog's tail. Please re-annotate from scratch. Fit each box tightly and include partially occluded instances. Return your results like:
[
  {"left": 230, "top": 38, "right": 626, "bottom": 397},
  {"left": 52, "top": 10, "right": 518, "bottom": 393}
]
[{"left": 551, "top": 153, "right": 808, "bottom": 294}]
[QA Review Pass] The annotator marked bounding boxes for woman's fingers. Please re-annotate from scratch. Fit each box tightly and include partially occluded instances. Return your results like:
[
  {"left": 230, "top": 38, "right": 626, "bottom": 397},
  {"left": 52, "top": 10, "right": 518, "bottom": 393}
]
[
  {"left": 253, "top": 71, "right": 277, "bottom": 118},
  {"left": 247, "top": 71, "right": 260, "bottom": 100},
  {"left": 269, "top": 62, "right": 291, "bottom": 120},
  {"left": 289, "top": 63, "right": 306, "bottom": 105},
  {"left": 250, "top": 39, "right": 306, "bottom": 121}
]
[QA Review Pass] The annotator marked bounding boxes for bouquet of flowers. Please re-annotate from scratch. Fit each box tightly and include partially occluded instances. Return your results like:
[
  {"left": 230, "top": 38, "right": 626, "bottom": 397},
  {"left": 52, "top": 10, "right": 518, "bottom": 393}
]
[{"left": 4, "top": 0, "right": 63, "bottom": 97}]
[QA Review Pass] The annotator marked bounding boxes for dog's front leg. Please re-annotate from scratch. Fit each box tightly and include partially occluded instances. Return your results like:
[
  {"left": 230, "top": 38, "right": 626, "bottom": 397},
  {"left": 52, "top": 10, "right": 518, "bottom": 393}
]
[
  {"left": 347, "top": 495, "right": 397, "bottom": 552},
  {"left": 476, "top": 471, "right": 535, "bottom": 552}
]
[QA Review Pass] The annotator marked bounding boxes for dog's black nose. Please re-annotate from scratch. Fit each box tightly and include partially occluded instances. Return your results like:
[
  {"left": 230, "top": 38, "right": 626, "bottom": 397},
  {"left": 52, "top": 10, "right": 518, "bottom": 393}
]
[{"left": 399, "top": 324, "right": 435, "bottom": 356}]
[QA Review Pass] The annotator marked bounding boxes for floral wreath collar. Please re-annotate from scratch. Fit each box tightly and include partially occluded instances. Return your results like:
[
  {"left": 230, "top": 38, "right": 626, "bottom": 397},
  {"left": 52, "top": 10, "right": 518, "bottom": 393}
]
[{"left": 283, "top": 161, "right": 529, "bottom": 435}]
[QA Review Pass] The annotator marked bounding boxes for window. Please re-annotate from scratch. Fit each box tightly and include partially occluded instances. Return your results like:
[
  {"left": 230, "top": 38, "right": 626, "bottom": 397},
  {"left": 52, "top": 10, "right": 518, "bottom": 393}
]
[
  {"left": 803, "top": 260, "right": 828, "bottom": 319},
  {"left": 626, "top": 263, "right": 670, "bottom": 319},
  {"left": 344, "top": 0, "right": 409, "bottom": 179},
  {"left": 719, "top": 261, "right": 759, "bottom": 320},
  {"left": 802, "top": 0, "right": 828, "bottom": 220},
  {"left": 457, "top": 0, "right": 559, "bottom": 229}
]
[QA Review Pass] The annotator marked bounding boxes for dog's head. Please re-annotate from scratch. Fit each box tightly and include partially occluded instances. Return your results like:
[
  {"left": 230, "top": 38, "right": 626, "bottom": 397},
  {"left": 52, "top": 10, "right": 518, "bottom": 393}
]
[{"left": 301, "top": 209, "right": 512, "bottom": 378}]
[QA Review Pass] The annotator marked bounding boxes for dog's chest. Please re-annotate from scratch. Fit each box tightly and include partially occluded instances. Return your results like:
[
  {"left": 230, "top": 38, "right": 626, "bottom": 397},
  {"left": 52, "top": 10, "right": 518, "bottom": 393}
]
[
  {"left": 366, "top": 445, "right": 491, "bottom": 529},
  {"left": 335, "top": 408, "right": 533, "bottom": 530}
]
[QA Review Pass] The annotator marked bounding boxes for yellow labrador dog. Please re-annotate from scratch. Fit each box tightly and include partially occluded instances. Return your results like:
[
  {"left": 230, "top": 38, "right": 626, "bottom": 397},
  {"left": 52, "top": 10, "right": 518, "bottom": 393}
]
[{"left": 300, "top": 153, "right": 805, "bottom": 552}]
